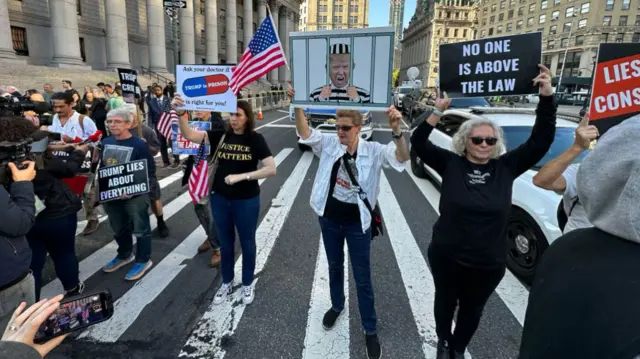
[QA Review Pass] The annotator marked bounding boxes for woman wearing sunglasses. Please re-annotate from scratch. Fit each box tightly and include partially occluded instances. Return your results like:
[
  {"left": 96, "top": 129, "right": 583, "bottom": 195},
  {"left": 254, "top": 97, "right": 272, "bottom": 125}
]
[
  {"left": 410, "top": 65, "right": 557, "bottom": 359},
  {"left": 172, "top": 94, "right": 276, "bottom": 306}
]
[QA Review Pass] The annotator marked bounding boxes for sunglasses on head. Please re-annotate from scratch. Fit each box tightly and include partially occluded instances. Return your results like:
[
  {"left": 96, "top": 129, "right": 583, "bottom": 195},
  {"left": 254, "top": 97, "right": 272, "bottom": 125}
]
[
  {"left": 470, "top": 136, "right": 498, "bottom": 146},
  {"left": 337, "top": 125, "right": 354, "bottom": 132}
]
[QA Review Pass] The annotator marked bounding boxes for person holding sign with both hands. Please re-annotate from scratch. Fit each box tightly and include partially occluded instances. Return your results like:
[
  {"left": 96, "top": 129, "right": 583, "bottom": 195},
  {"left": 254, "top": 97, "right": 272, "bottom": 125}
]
[
  {"left": 172, "top": 94, "right": 276, "bottom": 306},
  {"left": 410, "top": 65, "right": 557, "bottom": 359}
]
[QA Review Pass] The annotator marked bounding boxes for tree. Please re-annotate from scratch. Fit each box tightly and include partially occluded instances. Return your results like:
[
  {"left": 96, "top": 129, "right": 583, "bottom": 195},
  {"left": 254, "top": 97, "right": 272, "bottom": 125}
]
[{"left": 392, "top": 69, "right": 400, "bottom": 88}]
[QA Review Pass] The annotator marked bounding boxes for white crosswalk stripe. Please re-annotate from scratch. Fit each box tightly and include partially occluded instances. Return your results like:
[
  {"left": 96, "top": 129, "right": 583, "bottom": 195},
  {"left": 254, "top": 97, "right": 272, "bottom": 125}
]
[{"left": 40, "top": 147, "right": 531, "bottom": 359}]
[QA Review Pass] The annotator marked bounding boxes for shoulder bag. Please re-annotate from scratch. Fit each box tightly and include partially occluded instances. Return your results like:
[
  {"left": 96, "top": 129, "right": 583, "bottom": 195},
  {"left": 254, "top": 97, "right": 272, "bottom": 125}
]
[
  {"left": 198, "top": 133, "right": 226, "bottom": 205},
  {"left": 340, "top": 154, "right": 384, "bottom": 239}
]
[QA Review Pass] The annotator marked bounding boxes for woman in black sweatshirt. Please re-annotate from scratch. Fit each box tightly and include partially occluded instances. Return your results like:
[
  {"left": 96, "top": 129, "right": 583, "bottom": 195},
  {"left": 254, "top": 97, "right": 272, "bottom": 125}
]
[{"left": 410, "top": 65, "right": 557, "bottom": 359}]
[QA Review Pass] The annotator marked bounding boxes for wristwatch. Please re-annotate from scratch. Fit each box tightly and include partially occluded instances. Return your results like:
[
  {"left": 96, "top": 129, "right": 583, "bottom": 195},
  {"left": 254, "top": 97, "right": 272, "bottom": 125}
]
[
  {"left": 432, "top": 108, "right": 444, "bottom": 117},
  {"left": 391, "top": 130, "right": 403, "bottom": 139}
]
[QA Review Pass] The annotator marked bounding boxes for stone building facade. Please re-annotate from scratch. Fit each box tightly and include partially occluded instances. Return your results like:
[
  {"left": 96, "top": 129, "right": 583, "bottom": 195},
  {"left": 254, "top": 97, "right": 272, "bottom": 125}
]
[
  {"left": 297, "top": 0, "right": 368, "bottom": 31},
  {"left": 400, "top": 0, "right": 477, "bottom": 88},
  {"left": 0, "top": 0, "right": 300, "bottom": 85}
]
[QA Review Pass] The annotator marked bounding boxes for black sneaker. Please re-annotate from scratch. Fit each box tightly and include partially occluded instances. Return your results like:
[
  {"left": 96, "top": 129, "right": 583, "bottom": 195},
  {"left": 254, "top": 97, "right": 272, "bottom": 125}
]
[
  {"left": 322, "top": 308, "right": 341, "bottom": 330},
  {"left": 157, "top": 221, "right": 169, "bottom": 238},
  {"left": 436, "top": 339, "right": 450, "bottom": 359},
  {"left": 65, "top": 282, "right": 85, "bottom": 298},
  {"left": 365, "top": 333, "right": 381, "bottom": 359}
]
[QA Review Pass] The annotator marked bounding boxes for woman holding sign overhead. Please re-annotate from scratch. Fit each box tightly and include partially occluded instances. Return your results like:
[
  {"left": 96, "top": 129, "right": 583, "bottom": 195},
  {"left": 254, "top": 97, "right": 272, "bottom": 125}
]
[
  {"left": 410, "top": 65, "right": 557, "bottom": 359},
  {"left": 171, "top": 94, "right": 276, "bottom": 306}
]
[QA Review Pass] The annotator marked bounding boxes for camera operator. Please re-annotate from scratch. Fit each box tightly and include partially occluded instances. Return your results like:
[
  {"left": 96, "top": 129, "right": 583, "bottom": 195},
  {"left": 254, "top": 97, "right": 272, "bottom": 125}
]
[{"left": 0, "top": 117, "right": 37, "bottom": 332}]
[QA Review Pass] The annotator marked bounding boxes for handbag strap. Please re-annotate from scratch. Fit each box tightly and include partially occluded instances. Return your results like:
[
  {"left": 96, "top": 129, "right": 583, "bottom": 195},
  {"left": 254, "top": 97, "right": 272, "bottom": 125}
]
[
  {"left": 205, "top": 133, "right": 226, "bottom": 189},
  {"left": 341, "top": 154, "right": 375, "bottom": 216}
]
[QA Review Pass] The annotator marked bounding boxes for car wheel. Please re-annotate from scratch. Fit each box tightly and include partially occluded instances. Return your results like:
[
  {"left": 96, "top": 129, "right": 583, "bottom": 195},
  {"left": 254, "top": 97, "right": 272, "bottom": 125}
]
[
  {"left": 410, "top": 148, "right": 428, "bottom": 178},
  {"left": 506, "top": 207, "right": 549, "bottom": 285}
]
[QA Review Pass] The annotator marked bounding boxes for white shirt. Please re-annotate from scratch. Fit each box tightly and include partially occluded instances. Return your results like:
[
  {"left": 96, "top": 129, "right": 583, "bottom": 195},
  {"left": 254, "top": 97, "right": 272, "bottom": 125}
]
[
  {"left": 49, "top": 111, "right": 97, "bottom": 140},
  {"left": 299, "top": 129, "right": 406, "bottom": 233},
  {"left": 561, "top": 163, "right": 593, "bottom": 233}
]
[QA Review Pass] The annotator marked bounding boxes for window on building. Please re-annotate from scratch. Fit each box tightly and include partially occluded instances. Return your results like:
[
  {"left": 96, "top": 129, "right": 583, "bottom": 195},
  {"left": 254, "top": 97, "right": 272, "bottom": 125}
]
[
  {"left": 603, "top": 16, "right": 611, "bottom": 26},
  {"left": 581, "top": 2, "right": 590, "bottom": 13},
  {"left": 481, "top": 29, "right": 486, "bottom": 38},
  {"left": 553, "top": 0, "right": 560, "bottom": 4},
  {"left": 237, "top": 17, "right": 243, "bottom": 30},
  {"left": 220, "top": 34, "right": 226, "bottom": 48},
  {"left": 619, "top": 16, "right": 628, "bottom": 26},
  {"left": 549, "top": 25, "right": 557, "bottom": 34},
  {"left": 508, "top": 10, "right": 514, "bottom": 19},
  {"left": 500, "top": 0, "right": 506, "bottom": 9},
  {"left": 499, "top": 13, "right": 504, "bottom": 21},
  {"left": 335, "top": 5, "right": 343, "bottom": 11},
  {"left": 563, "top": 22, "right": 571, "bottom": 32},
  {"left": 636, "top": 15, "right": 640, "bottom": 25},
  {"left": 578, "top": 19, "right": 587, "bottom": 28},
  {"left": 463, "top": 29, "right": 467, "bottom": 37},
  {"left": 541, "top": 0, "right": 548, "bottom": 10},
  {"left": 510, "top": 0, "right": 515, "bottom": 6},
  {"left": 488, "top": 27, "right": 494, "bottom": 35},
  {"left": 220, "top": 9, "right": 226, "bottom": 21},
  {"left": 10, "top": 26, "right": 28, "bottom": 56},
  {"left": 575, "top": 35, "right": 584, "bottom": 45},
  {"left": 201, "top": 29, "right": 206, "bottom": 45},
  {"left": 482, "top": 19, "right": 487, "bottom": 26},
  {"left": 445, "top": 28, "right": 450, "bottom": 37},
  {"left": 566, "top": 7, "right": 574, "bottom": 17},
  {"left": 349, "top": 15, "right": 358, "bottom": 23},
  {"left": 600, "top": 33, "right": 609, "bottom": 42},
  {"left": 454, "top": 29, "right": 459, "bottom": 37},
  {"left": 561, "top": 37, "right": 568, "bottom": 47},
  {"left": 558, "top": 51, "right": 582, "bottom": 77},
  {"left": 542, "top": 54, "right": 552, "bottom": 70},
  {"left": 539, "top": 14, "right": 546, "bottom": 23},
  {"left": 516, "top": 20, "right": 523, "bottom": 29},
  {"left": 605, "top": 0, "right": 614, "bottom": 10},
  {"left": 199, "top": 0, "right": 205, "bottom": 14},
  {"left": 79, "top": 37, "right": 86, "bottom": 62},
  {"left": 537, "top": 27, "right": 544, "bottom": 33},
  {"left": 506, "top": 23, "right": 513, "bottom": 32},
  {"left": 318, "top": 15, "right": 327, "bottom": 23},
  {"left": 632, "top": 33, "right": 640, "bottom": 43},
  {"left": 547, "top": 39, "right": 554, "bottom": 49},
  {"left": 238, "top": 41, "right": 243, "bottom": 54},
  {"left": 529, "top": 3, "right": 535, "bottom": 12},
  {"left": 318, "top": 4, "right": 326, "bottom": 11},
  {"left": 492, "top": 4, "right": 496, "bottom": 12},
  {"left": 622, "top": 0, "right": 630, "bottom": 10},
  {"left": 517, "top": 6, "right": 524, "bottom": 16},
  {"left": 76, "top": 0, "right": 82, "bottom": 15},
  {"left": 349, "top": 5, "right": 358, "bottom": 11},
  {"left": 483, "top": 7, "right": 488, "bottom": 13},
  {"left": 527, "top": 17, "right": 534, "bottom": 26},
  {"left": 497, "top": 25, "right": 503, "bottom": 33},
  {"left": 616, "top": 33, "right": 624, "bottom": 42},
  {"left": 551, "top": 11, "right": 559, "bottom": 20},
  {"left": 437, "top": 29, "right": 441, "bottom": 35},
  {"left": 253, "top": 22, "right": 257, "bottom": 32}
]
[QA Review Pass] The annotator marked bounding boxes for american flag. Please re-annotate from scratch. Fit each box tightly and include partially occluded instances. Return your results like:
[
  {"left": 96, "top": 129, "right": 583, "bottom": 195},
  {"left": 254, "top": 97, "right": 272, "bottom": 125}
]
[
  {"left": 230, "top": 15, "right": 286, "bottom": 94},
  {"left": 188, "top": 139, "right": 209, "bottom": 204},
  {"left": 156, "top": 99, "right": 178, "bottom": 140}
]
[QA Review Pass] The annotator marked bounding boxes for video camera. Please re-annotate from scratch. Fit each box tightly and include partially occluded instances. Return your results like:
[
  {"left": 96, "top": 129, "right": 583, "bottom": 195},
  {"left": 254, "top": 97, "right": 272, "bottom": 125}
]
[
  {"left": 0, "top": 130, "right": 56, "bottom": 186},
  {"left": 0, "top": 96, "right": 54, "bottom": 126}
]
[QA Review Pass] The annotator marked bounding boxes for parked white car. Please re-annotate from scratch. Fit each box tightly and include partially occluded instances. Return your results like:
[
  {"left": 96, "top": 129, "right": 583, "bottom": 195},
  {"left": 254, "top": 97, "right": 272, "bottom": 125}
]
[
  {"left": 393, "top": 86, "right": 413, "bottom": 109},
  {"left": 409, "top": 106, "right": 585, "bottom": 284}
]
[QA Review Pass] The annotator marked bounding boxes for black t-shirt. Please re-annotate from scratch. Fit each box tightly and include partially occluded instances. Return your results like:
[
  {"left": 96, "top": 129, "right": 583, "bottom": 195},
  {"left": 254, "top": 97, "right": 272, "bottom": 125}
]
[
  {"left": 410, "top": 95, "right": 557, "bottom": 268},
  {"left": 207, "top": 130, "right": 272, "bottom": 199},
  {"left": 518, "top": 228, "right": 640, "bottom": 359},
  {"left": 323, "top": 152, "right": 360, "bottom": 224}
]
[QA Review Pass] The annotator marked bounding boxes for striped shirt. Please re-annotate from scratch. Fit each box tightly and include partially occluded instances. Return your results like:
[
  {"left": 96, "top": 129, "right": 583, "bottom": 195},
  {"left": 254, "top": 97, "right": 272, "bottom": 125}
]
[{"left": 309, "top": 85, "right": 371, "bottom": 104}]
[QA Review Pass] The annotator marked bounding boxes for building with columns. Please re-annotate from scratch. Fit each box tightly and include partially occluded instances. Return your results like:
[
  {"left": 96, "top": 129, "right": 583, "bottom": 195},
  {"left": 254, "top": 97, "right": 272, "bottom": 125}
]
[
  {"left": 400, "top": 0, "right": 478, "bottom": 89},
  {"left": 297, "top": 0, "right": 369, "bottom": 31},
  {"left": 1, "top": 0, "right": 300, "bottom": 86}
]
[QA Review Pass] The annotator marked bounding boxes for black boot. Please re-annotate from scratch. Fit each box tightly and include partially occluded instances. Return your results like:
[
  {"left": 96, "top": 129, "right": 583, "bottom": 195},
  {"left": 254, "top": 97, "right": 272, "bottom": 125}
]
[
  {"left": 436, "top": 339, "right": 450, "bottom": 359},
  {"left": 450, "top": 349, "right": 465, "bottom": 359}
]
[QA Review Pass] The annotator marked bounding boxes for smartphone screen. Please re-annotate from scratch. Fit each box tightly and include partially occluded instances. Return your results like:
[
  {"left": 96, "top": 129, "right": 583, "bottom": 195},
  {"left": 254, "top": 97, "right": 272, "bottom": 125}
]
[{"left": 34, "top": 290, "right": 113, "bottom": 343}]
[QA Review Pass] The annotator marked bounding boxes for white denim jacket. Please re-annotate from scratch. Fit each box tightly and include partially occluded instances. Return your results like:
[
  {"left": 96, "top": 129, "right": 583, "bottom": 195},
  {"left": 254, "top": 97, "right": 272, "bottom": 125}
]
[{"left": 299, "top": 129, "right": 406, "bottom": 233}]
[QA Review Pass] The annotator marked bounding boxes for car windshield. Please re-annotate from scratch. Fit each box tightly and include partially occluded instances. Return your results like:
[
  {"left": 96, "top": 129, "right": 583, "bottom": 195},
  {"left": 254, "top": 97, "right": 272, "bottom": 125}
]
[
  {"left": 449, "top": 97, "right": 491, "bottom": 108},
  {"left": 502, "top": 126, "right": 589, "bottom": 170},
  {"left": 398, "top": 87, "right": 412, "bottom": 94}
]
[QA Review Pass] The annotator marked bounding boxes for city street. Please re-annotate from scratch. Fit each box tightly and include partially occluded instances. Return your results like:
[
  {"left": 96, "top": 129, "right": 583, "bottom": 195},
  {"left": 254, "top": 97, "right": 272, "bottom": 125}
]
[{"left": 42, "top": 109, "right": 530, "bottom": 359}]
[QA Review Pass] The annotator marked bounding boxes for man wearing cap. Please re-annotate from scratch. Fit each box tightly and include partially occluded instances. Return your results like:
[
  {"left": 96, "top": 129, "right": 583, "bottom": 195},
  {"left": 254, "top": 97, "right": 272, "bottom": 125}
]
[{"left": 309, "top": 43, "right": 371, "bottom": 103}]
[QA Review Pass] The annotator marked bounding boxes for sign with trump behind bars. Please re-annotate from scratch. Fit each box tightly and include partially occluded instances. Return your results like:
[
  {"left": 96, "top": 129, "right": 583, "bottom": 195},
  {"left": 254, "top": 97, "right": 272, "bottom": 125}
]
[
  {"left": 98, "top": 159, "right": 150, "bottom": 202},
  {"left": 289, "top": 27, "right": 395, "bottom": 111},
  {"left": 438, "top": 32, "right": 542, "bottom": 98}
]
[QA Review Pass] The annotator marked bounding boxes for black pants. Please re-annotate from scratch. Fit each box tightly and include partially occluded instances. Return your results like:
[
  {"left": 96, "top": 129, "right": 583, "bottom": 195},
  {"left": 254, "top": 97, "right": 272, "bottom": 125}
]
[
  {"left": 428, "top": 243, "right": 506, "bottom": 353},
  {"left": 155, "top": 127, "right": 179, "bottom": 165}
]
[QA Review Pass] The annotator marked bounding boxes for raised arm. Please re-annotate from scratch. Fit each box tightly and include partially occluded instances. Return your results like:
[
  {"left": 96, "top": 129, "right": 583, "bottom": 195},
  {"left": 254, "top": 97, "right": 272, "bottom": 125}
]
[
  {"left": 171, "top": 94, "right": 206, "bottom": 144},
  {"left": 288, "top": 85, "right": 311, "bottom": 140},
  {"left": 501, "top": 65, "right": 557, "bottom": 177},
  {"left": 386, "top": 106, "right": 409, "bottom": 164},
  {"left": 409, "top": 89, "right": 456, "bottom": 176}
]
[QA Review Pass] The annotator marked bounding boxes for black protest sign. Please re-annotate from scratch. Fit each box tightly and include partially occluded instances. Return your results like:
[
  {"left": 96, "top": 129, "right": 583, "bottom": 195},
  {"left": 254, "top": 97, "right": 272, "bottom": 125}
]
[
  {"left": 97, "top": 159, "right": 150, "bottom": 202},
  {"left": 117, "top": 68, "right": 141, "bottom": 103},
  {"left": 52, "top": 150, "right": 92, "bottom": 174},
  {"left": 439, "top": 32, "right": 542, "bottom": 97},
  {"left": 588, "top": 43, "right": 640, "bottom": 135}
]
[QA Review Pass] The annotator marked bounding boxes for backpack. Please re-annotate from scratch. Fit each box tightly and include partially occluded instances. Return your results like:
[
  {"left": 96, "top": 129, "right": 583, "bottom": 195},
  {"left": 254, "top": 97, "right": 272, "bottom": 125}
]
[{"left": 557, "top": 197, "right": 580, "bottom": 232}]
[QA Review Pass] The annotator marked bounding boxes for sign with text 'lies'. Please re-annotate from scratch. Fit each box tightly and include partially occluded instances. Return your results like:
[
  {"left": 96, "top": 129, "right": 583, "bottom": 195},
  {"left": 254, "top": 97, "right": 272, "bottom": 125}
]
[
  {"left": 97, "top": 159, "right": 150, "bottom": 202},
  {"left": 588, "top": 43, "right": 640, "bottom": 135},
  {"left": 439, "top": 32, "right": 542, "bottom": 97}
]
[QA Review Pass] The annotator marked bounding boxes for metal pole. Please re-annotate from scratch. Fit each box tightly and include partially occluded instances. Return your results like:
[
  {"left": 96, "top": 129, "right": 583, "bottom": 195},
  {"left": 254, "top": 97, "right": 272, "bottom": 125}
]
[
  {"left": 171, "top": 8, "right": 179, "bottom": 74},
  {"left": 556, "top": 14, "right": 576, "bottom": 94}
]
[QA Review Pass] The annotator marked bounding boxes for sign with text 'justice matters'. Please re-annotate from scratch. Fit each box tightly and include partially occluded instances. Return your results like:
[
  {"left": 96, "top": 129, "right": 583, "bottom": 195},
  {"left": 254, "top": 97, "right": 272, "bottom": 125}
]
[{"left": 439, "top": 32, "right": 542, "bottom": 97}]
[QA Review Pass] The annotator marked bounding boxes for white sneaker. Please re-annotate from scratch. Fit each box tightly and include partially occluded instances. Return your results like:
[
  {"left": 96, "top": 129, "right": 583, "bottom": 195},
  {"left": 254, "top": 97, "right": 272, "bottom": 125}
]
[
  {"left": 213, "top": 282, "right": 233, "bottom": 305},
  {"left": 242, "top": 285, "right": 255, "bottom": 305}
]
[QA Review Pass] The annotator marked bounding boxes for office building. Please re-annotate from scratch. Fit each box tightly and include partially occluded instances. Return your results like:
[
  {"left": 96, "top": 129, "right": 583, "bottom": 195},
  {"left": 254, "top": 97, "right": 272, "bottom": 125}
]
[
  {"left": 298, "top": 0, "right": 369, "bottom": 31},
  {"left": 389, "top": 0, "right": 405, "bottom": 69}
]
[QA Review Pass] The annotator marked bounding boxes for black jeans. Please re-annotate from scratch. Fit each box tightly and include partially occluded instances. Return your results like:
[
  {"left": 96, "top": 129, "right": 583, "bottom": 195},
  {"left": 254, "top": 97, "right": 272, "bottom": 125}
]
[
  {"left": 428, "top": 243, "right": 505, "bottom": 353},
  {"left": 155, "top": 127, "right": 179, "bottom": 165}
]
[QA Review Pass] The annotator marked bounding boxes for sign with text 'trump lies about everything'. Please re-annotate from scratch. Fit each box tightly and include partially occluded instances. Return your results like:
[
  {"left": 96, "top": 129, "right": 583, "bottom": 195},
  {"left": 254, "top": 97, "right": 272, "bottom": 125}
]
[
  {"left": 97, "top": 159, "right": 150, "bottom": 202},
  {"left": 439, "top": 32, "right": 542, "bottom": 97},
  {"left": 588, "top": 43, "right": 640, "bottom": 135}
]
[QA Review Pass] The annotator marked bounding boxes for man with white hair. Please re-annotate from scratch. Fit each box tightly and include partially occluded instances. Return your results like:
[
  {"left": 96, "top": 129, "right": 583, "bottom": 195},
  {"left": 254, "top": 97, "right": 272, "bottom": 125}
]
[{"left": 98, "top": 108, "right": 155, "bottom": 281}]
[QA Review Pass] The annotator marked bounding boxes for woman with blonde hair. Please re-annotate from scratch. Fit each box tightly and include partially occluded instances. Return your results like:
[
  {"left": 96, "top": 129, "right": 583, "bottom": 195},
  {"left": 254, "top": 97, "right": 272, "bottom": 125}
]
[{"left": 410, "top": 65, "right": 557, "bottom": 359}]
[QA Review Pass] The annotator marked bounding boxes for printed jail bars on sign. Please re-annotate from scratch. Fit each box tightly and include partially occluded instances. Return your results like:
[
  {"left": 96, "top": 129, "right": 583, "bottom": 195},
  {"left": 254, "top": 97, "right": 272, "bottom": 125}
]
[{"left": 44, "top": 145, "right": 531, "bottom": 359}]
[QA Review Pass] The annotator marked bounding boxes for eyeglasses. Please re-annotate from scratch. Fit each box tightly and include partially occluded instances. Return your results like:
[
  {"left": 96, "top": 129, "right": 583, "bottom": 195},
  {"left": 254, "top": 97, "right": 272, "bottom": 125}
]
[
  {"left": 106, "top": 119, "right": 125, "bottom": 125},
  {"left": 337, "top": 125, "right": 354, "bottom": 132},
  {"left": 470, "top": 136, "right": 498, "bottom": 146}
]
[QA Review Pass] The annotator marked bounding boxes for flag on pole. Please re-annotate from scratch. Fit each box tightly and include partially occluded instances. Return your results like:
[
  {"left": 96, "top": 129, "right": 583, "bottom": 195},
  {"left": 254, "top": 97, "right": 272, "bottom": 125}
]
[
  {"left": 188, "top": 139, "right": 209, "bottom": 204},
  {"left": 157, "top": 100, "right": 178, "bottom": 140},
  {"left": 229, "top": 14, "right": 286, "bottom": 94}
]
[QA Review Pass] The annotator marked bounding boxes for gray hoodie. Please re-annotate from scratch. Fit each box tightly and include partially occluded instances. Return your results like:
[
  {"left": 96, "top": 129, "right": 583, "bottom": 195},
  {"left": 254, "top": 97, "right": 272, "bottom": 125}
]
[{"left": 576, "top": 114, "right": 640, "bottom": 243}]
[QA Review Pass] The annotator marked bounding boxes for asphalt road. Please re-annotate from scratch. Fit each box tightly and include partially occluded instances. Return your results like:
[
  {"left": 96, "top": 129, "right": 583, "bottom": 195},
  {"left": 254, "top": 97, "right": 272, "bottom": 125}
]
[{"left": 41, "top": 109, "right": 530, "bottom": 359}]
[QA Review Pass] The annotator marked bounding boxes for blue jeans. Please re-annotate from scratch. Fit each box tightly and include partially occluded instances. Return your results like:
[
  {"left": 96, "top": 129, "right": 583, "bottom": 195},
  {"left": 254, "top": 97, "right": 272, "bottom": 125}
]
[
  {"left": 27, "top": 213, "right": 79, "bottom": 301},
  {"left": 103, "top": 195, "right": 152, "bottom": 263},
  {"left": 319, "top": 216, "right": 377, "bottom": 335},
  {"left": 210, "top": 193, "right": 259, "bottom": 286}
]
